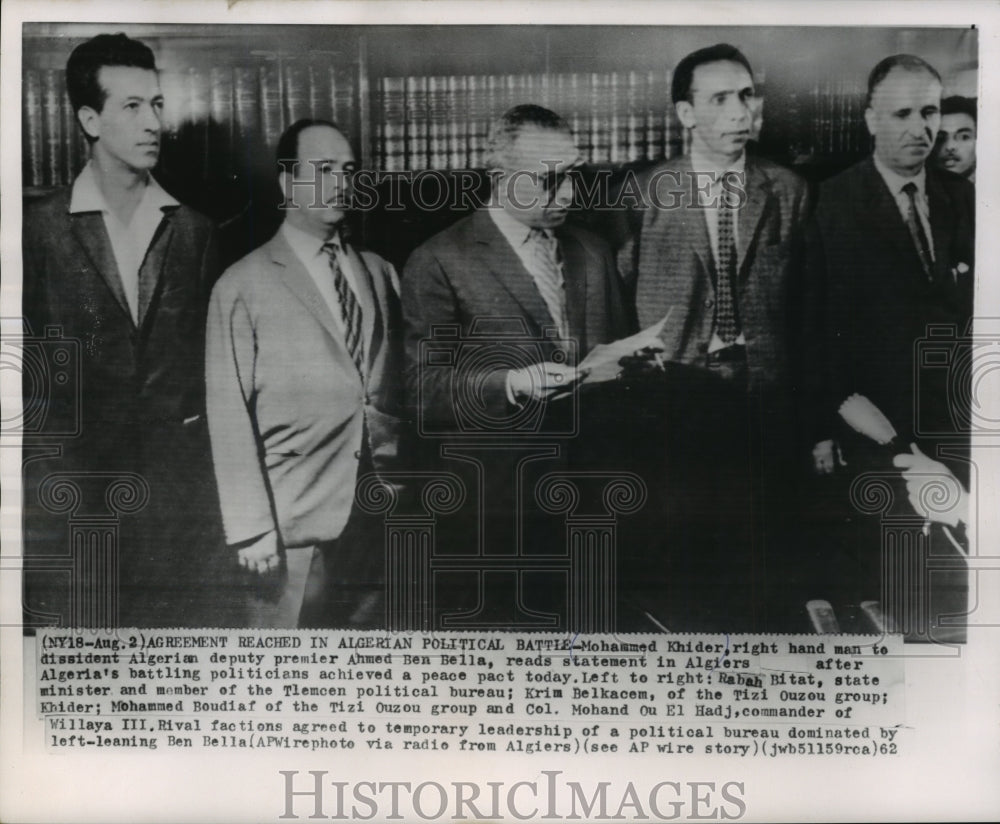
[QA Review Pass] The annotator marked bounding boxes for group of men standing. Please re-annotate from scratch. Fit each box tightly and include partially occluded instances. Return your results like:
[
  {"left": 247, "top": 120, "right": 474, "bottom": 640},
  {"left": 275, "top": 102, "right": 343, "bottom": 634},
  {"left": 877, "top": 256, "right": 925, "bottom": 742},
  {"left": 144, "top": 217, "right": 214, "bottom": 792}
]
[{"left": 22, "top": 33, "right": 974, "bottom": 632}]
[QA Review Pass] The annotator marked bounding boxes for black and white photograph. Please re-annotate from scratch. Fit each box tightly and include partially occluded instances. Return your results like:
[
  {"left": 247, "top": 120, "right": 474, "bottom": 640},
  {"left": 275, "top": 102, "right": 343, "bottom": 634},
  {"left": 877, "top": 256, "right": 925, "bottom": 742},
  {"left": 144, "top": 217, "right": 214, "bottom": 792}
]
[{"left": 2, "top": 1, "right": 998, "bottom": 822}]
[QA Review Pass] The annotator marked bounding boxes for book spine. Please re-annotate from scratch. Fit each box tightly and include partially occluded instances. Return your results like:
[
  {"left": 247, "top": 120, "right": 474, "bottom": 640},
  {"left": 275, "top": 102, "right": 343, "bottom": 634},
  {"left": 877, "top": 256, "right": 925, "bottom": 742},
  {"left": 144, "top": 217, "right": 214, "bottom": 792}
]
[
  {"left": 60, "top": 75, "right": 83, "bottom": 184},
  {"left": 41, "top": 69, "right": 63, "bottom": 187},
  {"left": 645, "top": 70, "right": 665, "bottom": 161},
  {"left": 405, "top": 75, "right": 429, "bottom": 170},
  {"left": 210, "top": 65, "right": 235, "bottom": 182},
  {"left": 427, "top": 75, "right": 449, "bottom": 170},
  {"left": 259, "top": 60, "right": 283, "bottom": 150},
  {"left": 466, "top": 74, "right": 488, "bottom": 168},
  {"left": 624, "top": 70, "right": 645, "bottom": 162},
  {"left": 23, "top": 69, "right": 44, "bottom": 187},
  {"left": 233, "top": 65, "right": 262, "bottom": 159},
  {"left": 187, "top": 67, "right": 211, "bottom": 178},
  {"left": 447, "top": 75, "right": 467, "bottom": 170},
  {"left": 380, "top": 76, "right": 406, "bottom": 172},
  {"left": 282, "top": 60, "right": 311, "bottom": 126},
  {"left": 607, "top": 72, "right": 627, "bottom": 164},
  {"left": 308, "top": 60, "right": 333, "bottom": 123},
  {"left": 332, "top": 67, "right": 356, "bottom": 141}
]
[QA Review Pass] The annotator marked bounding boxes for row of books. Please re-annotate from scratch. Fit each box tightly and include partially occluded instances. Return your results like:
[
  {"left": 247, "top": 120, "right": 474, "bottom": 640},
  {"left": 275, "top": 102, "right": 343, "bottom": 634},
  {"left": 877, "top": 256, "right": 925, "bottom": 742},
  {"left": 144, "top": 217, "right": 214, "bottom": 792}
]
[
  {"left": 23, "top": 62, "right": 874, "bottom": 188},
  {"left": 23, "top": 59, "right": 358, "bottom": 189},
  {"left": 374, "top": 70, "right": 687, "bottom": 171}
]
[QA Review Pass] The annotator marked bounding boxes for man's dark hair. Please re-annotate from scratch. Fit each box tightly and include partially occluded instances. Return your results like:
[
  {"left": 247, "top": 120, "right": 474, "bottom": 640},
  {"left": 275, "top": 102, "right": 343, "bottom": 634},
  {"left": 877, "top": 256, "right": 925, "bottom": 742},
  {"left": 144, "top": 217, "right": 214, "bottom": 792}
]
[
  {"left": 671, "top": 44, "right": 754, "bottom": 105},
  {"left": 866, "top": 54, "right": 941, "bottom": 108},
  {"left": 484, "top": 104, "right": 572, "bottom": 170},
  {"left": 276, "top": 118, "right": 345, "bottom": 175},
  {"left": 65, "top": 32, "right": 157, "bottom": 115},
  {"left": 941, "top": 95, "right": 977, "bottom": 123}
]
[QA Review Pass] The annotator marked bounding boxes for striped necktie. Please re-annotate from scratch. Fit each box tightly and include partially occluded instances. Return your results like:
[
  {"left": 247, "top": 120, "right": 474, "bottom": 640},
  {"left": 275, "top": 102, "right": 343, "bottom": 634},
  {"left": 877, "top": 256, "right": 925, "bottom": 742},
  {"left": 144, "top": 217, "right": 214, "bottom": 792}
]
[
  {"left": 902, "top": 182, "right": 934, "bottom": 281},
  {"left": 529, "top": 228, "right": 567, "bottom": 338},
  {"left": 321, "top": 239, "right": 365, "bottom": 376}
]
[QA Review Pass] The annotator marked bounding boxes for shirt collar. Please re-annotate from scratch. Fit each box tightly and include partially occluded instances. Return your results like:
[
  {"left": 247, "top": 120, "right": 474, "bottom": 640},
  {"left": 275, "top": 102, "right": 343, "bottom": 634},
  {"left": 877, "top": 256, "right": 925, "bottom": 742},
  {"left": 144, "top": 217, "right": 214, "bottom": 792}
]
[
  {"left": 688, "top": 147, "right": 746, "bottom": 177},
  {"left": 489, "top": 205, "right": 537, "bottom": 249},
  {"left": 873, "top": 152, "right": 926, "bottom": 199},
  {"left": 282, "top": 220, "right": 344, "bottom": 263},
  {"left": 69, "top": 161, "right": 178, "bottom": 215}
]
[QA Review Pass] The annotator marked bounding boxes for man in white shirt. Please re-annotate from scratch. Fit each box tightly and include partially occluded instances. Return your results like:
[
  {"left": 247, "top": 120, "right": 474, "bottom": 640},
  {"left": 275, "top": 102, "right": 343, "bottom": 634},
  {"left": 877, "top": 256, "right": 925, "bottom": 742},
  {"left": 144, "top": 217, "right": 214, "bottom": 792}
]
[
  {"left": 206, "top": 120, "right": 405, "bottom": 628},
  {"left": 22, "top": 33, "right": 226, "bottom": 628}
]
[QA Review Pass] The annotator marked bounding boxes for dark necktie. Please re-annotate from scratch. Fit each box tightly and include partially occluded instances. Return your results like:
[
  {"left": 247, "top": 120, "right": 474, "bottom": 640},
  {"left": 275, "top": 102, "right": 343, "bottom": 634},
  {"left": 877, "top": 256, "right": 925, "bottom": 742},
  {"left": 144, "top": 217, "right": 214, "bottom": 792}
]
[
  {"left": 715, "top": 201, "right": 740, "bottom": 345},
  {"left": 902, "top": 181, "right": 934, "bottom": 280},
  {"left": 321, "top": 239, "right": 365, "bottom": 376}
]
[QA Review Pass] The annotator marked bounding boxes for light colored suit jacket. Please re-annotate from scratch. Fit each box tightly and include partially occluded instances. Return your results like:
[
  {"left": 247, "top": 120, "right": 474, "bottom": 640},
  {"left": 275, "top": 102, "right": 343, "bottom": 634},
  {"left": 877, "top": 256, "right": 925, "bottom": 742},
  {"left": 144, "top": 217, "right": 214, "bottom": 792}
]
[{"left": 206, "top": 227, "right": 404, "bottom": 548}]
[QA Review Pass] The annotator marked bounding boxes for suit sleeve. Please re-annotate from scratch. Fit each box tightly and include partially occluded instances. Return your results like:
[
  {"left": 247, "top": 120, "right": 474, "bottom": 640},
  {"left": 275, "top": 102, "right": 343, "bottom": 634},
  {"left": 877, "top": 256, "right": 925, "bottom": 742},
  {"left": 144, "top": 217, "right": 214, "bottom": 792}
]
[
  {"left": 205, "top": 279, "right": 276, "bottom": 546},
  {"left": 401, "top": 245, "right": 509, "bottom": 430}
]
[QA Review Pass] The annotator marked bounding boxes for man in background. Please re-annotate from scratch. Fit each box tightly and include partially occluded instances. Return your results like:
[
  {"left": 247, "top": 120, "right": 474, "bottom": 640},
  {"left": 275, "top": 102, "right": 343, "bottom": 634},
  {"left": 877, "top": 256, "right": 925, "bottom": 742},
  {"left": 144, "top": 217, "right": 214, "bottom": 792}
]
[
  {"left": 933, "top": 95, "right": 977, "bottom": 183},
  {"left": 617, "top": 44, "right": 809, "bottom": 631},
  {"left": 22, "top": 33, "right": 229, "bottom": 627},
  {"left": 206, "top": 119, "right": 404, "bottom": 628}
]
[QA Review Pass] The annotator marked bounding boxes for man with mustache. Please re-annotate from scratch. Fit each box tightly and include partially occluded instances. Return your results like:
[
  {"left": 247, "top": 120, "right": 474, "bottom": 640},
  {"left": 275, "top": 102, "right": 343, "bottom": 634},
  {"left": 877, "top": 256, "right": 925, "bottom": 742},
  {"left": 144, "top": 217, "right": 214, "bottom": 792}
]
[
  {"left": 206, "top": 119, "right": 405, "bottom": 628},
  {"left": 802, "top": 55, "right": 974, "bottom": 633},
  {"left": 22, "top": 33, "right": 228, "bottom": 627},
  {"left": 617, "top": 44, "right": 808, "bottom": 631},
  {"left": 933, "top": 95, "right": 977, "bottom": 183}
]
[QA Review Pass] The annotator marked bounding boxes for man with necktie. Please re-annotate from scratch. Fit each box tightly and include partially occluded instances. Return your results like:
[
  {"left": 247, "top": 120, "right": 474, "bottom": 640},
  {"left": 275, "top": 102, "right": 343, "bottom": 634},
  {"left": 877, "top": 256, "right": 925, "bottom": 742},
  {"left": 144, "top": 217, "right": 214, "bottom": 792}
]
[
  {"left": 617, "top": 44, "right": 809, "bottom": 631},
  {"left": 206, "top": 119, "right": 405, "bottom": 628},
  {"left": 401, "top": 104, "right": 630, "bottom": 627},
  {"left": 22, "top": 33, "right": 227, "bottom": 627},
  {"left": 802, "top": 55, "right": 974, "bottom": 633}
]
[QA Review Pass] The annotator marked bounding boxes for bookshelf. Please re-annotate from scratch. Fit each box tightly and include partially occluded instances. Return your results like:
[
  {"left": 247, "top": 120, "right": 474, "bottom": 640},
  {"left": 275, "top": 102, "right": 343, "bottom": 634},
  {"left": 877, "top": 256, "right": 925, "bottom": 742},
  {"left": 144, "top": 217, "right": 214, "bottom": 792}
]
[{"left": 22, "top": 24, "right": 976, "bottom": 265}]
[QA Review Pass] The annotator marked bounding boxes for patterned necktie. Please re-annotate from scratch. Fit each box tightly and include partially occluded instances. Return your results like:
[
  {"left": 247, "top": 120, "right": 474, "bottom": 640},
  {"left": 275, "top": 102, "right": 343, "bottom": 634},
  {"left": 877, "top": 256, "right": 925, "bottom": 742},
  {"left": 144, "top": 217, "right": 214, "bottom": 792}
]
[
  {"left": 529, "top": 228, "right": 568, "bottom": 338},
  {"left": 715, "top": 201, "right": 740, "bottom": 345},
  {"left": 321, "top": 239, "right": 365, "bottom": 376},
  {"left": 902, "top": 182, "right": 934, "bottom": 280}
]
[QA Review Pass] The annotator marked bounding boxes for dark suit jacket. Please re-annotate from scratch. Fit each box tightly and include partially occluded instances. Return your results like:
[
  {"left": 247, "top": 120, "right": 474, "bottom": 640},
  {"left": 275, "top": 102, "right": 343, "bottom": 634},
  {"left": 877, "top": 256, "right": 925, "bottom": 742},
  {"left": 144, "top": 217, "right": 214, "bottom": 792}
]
[
  {"left": 618, "top": 154, "right": 809, "bottom": 394},
  {"left": 206, "top": 229, "right": 404, "bottom": 550},
  {"left": 803, "top": 157, "right": 975, "bottom": 448},
  {"left": 22, "top": 183, "right": 225, "bottom": 626},
  {"left": 402, "top": 207, "right": 632, "bottom": 430}
]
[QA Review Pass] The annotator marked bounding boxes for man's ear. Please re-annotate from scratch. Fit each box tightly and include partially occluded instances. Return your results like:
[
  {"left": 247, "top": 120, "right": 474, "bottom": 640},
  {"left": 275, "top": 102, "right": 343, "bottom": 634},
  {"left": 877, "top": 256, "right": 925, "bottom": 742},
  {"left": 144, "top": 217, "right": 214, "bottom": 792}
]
[
  {"left": 77, "top": 106, "right": 101, "bottom": 141},
  {"left": 863, "top": 106, "right": 876, "bottom": 138},
  {"left": 675, "top": 100, "right": 696, "bottom": 131}
]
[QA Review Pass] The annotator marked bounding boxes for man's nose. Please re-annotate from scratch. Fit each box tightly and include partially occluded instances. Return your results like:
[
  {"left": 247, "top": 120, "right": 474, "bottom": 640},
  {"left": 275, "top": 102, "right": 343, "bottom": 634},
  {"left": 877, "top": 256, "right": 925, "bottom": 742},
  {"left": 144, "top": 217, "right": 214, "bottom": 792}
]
[
  {"left": 552, "top": 175, "right": 574, "bottom": 207},
  {"left": 141, "top": 103, "right": 162, "bottom": 132}
]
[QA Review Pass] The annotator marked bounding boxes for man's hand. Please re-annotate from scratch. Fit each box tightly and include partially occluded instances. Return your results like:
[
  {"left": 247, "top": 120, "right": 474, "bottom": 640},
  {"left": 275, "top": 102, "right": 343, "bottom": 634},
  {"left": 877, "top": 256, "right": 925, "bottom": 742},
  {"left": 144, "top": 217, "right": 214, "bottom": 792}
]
[
  {"left": 812, "top": 439, "right": 846, "bottom": 475},
  {"left": 893, "top": 443, "right": 968, "bottom": 528},
  {"left": 237, "top": 530, "right": 281, "bottom": 574},
  {"left": 508, "top": 362, "right": 586, "bottom": 402}
]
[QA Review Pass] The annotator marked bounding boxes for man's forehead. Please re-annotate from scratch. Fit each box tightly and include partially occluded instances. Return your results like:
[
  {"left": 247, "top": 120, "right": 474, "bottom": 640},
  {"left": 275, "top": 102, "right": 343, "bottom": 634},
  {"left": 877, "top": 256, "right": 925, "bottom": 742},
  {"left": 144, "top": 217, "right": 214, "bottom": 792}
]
[
  {"left": 691, "top": 60, "right": 754, "bottom": 93},
  {"left": 297, "top": 125, "right": 354, "bottom": 161},
  {"left": 97, "top": 64, "right": 160, "bottom": 95},
  {"left": 941, "top": 113, "right": 976, "bottom": 132},
  {"left": 511, "top": 128, "right": 580, "bottom": 166},
  {"left": 872, "top": 68, "right": 941, "bottom": 105}
]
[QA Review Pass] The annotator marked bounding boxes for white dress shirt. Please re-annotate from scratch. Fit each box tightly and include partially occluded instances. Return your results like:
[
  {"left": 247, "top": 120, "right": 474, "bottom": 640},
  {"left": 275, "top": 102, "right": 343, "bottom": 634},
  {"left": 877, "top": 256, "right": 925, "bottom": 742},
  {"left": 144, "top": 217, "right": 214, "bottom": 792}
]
[
  {"left": 689, "top": 148, "right": 747, "bottom": 351},
  {"left": 872, "top": 153, "right": 936, "bottom": 262},
  {"left": 281, "top": 221, "right": 367, "bottom": 343},
  {"left": 69, "top": 161, "right": 178, "bottom": 323}
]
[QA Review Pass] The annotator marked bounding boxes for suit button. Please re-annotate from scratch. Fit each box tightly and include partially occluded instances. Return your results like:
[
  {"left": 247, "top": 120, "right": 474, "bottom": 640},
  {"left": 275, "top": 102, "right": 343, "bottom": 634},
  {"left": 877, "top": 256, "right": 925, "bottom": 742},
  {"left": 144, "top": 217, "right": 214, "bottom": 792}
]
[
  {"left": 354, "top": 450, "right": 362, "bottom": 460},
  {"left": 704, "top": 298, "right": 714, "bottom": 308}
]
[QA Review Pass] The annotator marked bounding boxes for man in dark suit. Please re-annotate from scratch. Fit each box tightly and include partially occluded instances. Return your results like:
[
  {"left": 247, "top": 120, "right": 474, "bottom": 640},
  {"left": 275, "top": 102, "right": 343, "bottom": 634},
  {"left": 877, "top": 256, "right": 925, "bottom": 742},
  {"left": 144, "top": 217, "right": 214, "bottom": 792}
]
[
  {"left": 206, "top": 120, "right": 404, "bottom": 629},
  {"left": 803, "top": 55, "right": 974, "bottom": 632},
  {"left": 402, "top": 104, "right": 631, "bottom": 628},
  {"left": 22, "top": 33, "right": 229, "bottom": 628},
  {"left": 617, "top": 44, "right": 809, "bottom": 631}
]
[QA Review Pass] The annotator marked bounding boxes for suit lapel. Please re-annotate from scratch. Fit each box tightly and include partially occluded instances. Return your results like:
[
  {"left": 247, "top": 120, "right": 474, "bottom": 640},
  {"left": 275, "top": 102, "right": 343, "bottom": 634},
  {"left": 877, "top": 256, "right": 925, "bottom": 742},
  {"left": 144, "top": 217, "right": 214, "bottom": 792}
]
[
  {"left": 69, "top": 213, "right": 134, "bottom": 326},
  {"left": 862, "top": 159, "right": 928, "bottom": 284},
  {"left": 270, "top": 232, "right": 341, "bottom": 341},
  {"left": 343, "top": 244, "right": 382, "bottom": 373},
  {"left": 926, "top": 171, "right": 959, "bottom": 283},
  {"left": 736, "top": 160, "right": 771, "bottom": 276},
  {"left": 660, "top": 157, "right": 712, "bottom": 277},
  {"left": 472, "top": 209, "right": 555, "bottom": 334},
  {"left": 556, "top": 228, "right": 588, "bottom": 350},
  {"left": 137, "top": 208, "right": 175, "bottom": 328}
]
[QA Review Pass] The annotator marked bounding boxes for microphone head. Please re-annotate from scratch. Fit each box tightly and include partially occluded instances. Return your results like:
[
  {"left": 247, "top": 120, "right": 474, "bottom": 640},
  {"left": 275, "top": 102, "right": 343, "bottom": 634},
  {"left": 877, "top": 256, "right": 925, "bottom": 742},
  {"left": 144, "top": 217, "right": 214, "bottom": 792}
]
[{"left": 838, "top": 393, "right": 898, "bottom": 446}]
